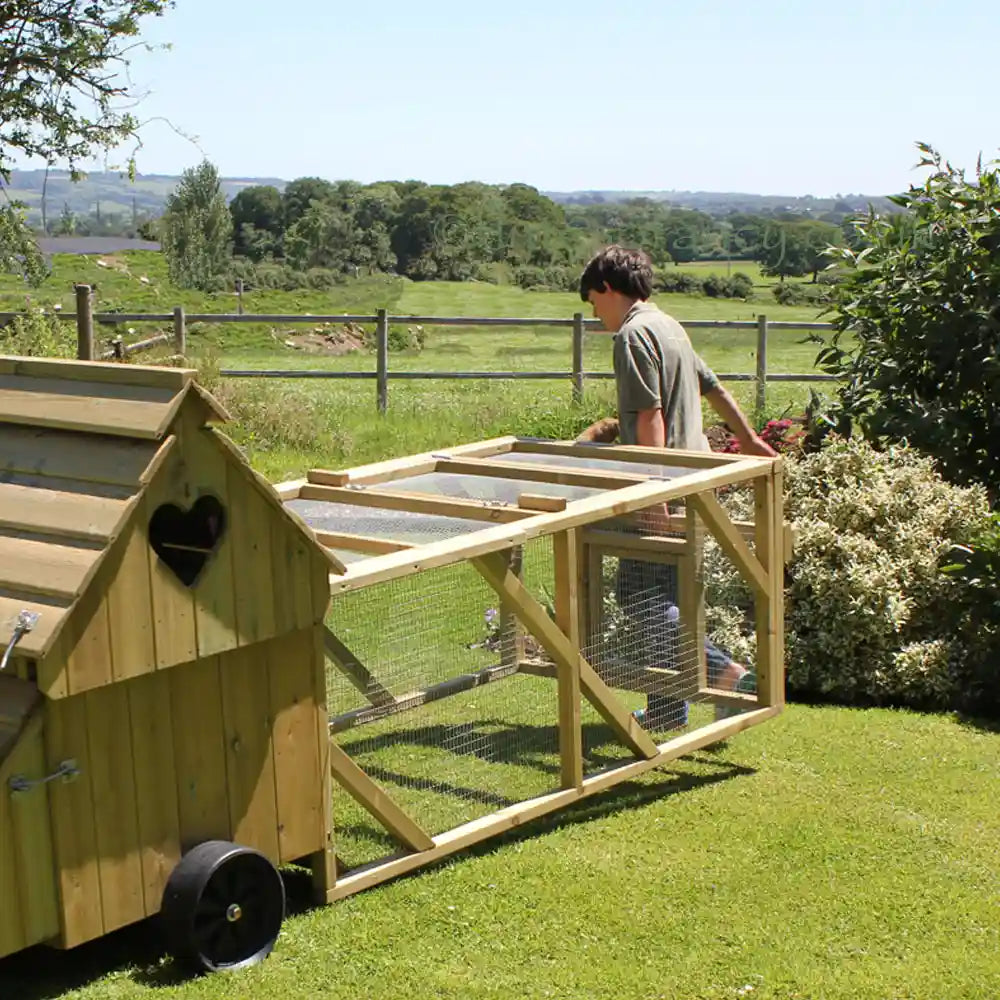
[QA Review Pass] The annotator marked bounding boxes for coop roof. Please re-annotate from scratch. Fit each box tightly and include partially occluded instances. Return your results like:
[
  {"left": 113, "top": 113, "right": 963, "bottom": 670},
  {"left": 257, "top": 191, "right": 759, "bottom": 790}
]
[
  {"left": 277, "top": 435, "right": 777, "bottom": 594},
  {"left": 0, "top": 356, "right": 326, "bottom": 662}
]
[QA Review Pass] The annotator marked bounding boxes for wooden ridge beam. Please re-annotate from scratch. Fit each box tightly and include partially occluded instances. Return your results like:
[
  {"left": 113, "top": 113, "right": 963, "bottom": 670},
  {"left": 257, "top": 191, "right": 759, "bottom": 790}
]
[
  {"left": 329, "top": 742, "right": 434, "bottom": 853},
  {"left": 435, "top": 456, "right": 650, "bottom": 491},
  {"left": 512, "top": 438, "right": 751, "bottom": 468},
  {"left": 313, "top": 531, "right": 415, "bottom": 555}
]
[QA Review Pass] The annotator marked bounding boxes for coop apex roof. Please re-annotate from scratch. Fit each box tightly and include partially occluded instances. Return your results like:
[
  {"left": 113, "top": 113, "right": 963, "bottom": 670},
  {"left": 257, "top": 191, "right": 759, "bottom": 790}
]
[{"left": 0, "top": 355, "right": 317, "bottom": 662}]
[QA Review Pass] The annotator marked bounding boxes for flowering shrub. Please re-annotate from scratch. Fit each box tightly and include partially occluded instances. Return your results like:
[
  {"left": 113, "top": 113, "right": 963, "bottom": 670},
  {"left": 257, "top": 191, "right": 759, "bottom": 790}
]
[
  {"left": 705, "top": 437, "right": 996, "bottom": 713},
  {"left": 718, "top": 418, "right": 806, "bottom": 456}
]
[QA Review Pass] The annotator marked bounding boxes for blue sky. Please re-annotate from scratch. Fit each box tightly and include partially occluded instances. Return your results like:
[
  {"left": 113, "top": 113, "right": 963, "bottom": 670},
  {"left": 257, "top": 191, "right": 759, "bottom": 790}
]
[{"left": 71, "top": 0, "right": 1000, "bottom": 195}]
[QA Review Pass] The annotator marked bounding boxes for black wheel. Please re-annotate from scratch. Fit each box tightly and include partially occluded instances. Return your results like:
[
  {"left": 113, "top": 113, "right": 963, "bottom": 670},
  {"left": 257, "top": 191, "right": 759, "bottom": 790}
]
[{"left": 160, "top": 841, "right": 286, "bottom": 973}]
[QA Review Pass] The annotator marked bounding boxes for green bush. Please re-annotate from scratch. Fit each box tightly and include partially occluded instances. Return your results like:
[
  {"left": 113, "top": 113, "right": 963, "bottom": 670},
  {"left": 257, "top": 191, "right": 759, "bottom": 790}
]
[
  {"left": 706, "top": 437, "right": 997, "bottom": 713},
  {"left": 772, "top": 282, "right": 833, "bottom": 305},
  {"left": 820, "top": 144, "right": 1000, "bottom": 491},
  {"left": 0, "top": 310, "right": 75, "bottom": 357}
]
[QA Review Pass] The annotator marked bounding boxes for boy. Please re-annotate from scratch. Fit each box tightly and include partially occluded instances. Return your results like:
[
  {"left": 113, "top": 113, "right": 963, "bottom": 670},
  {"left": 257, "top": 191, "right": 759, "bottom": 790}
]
[{"left": 577, "top": 245, "right": 777, "bottom": 729}]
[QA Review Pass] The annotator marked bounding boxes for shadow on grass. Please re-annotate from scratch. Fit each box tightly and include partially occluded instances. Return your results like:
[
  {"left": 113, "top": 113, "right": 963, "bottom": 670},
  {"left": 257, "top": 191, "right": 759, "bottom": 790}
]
[
  {"left": 0, "top": 728, "right": 754, "bottom": 998},
  {"left": 953, "top": 711, "right": 1000, "bottom": 734}
]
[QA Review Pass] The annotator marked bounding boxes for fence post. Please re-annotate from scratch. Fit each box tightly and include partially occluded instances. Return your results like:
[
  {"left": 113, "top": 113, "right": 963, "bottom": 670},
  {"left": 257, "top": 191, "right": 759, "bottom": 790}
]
[
  {"left": 74, "top": 284, "right": 94, "bottom": 360},
  {"left": 376, "top": 308, "right": 389, "bottom": 414},
  {"left": 173, "top": 306, "right": 186, "bottom": 356},
  {"left": 572, "top": 312, "right": 585, "bottom": 404},
  {"left": 235, "top": 278, "right": 244, "bottom": 315},
  {"left": 174, "top": 306, "right": 187, "bottom": 357},
  {"left": 755, "top": 313, "right": 768, "bottom": 419}
]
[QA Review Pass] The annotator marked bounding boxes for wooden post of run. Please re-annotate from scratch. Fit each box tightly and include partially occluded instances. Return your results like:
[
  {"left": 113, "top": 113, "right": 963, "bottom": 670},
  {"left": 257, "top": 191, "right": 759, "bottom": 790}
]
[
  {"left": 755, "top": 313, "right": 768, "bottom": 419},
  {"left": 74, "top": 284, "right": 94, "bottom": 360},
  {"left": 173, "top": 306, "right": 186, "bottom": 356},
  {"left": 572, "top": 312, "right": 585, "bottom": 405},
  {"left": 376, "top": 308, "right": 389, "bottom": 414}
]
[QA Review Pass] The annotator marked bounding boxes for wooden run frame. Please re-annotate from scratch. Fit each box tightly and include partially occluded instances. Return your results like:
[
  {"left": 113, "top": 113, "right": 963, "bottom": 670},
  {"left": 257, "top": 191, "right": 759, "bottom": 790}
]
[{"left": 276, "top": 436, "right": 787, "bottom": 903}]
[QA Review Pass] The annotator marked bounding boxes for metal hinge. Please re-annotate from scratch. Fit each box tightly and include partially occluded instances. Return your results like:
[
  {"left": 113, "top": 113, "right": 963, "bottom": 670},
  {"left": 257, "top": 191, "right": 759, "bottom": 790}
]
[{"left": 9, "top": 759, "right": 79, "bottom": 794}]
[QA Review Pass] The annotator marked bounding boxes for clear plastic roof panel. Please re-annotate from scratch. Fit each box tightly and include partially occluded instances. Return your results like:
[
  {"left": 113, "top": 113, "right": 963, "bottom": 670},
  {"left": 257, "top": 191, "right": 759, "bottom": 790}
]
[
  {"left": 487, "top": 451, "right": 690, "bottom": 479},
  {"left": 379, "top": 471, "right": 602, "bottom": 505},
  {"left": 286, "top": 499, "right": 483, "bottom": 546}
]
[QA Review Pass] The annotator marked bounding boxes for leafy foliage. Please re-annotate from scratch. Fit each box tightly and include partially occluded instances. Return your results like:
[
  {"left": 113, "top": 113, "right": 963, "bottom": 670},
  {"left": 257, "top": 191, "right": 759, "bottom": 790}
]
[
  {"left": 160, "top": 161, "right": 233, "bottom": 291},
  {"left": 0, "top": 1, "right": 170, "bottom": 282},
  {"left": 706, "top": 438, "right": 997, "bottom": 714},
  {"left": 820, "top": 144, "right": 1000, "bottom": 490}
]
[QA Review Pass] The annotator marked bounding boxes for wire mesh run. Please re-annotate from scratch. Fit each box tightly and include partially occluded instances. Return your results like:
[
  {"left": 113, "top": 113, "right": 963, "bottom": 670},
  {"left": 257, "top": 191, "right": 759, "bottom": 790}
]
[{"left": 325, "top": 558, "right": 561, "bottom": 871}]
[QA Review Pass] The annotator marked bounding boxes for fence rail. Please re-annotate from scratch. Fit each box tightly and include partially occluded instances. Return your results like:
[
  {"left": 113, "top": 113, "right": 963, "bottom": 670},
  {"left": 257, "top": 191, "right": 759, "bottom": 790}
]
[{"left": 0, "top": 284, "right": 837, "bottom": 416}]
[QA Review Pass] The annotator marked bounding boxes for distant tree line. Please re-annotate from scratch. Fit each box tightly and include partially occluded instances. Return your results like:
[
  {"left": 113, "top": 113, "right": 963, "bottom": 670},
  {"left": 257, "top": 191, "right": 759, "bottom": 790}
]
[{"left": 154, "top": 160, "right": 861, "bottom": 294}]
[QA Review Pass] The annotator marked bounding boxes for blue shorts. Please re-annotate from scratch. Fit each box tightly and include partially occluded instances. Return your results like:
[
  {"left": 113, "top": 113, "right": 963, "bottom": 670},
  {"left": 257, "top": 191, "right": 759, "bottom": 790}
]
[{"left": 614, "top": 559, "right": 734, "bottom": 726}]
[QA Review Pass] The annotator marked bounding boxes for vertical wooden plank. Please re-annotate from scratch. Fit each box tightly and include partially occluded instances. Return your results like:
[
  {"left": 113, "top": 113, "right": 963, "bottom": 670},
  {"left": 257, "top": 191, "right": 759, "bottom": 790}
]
[
  {"left": 45, "top": 695, "right": 104, "bottom": 947},
  {"left": 65, "top": 594, "right": 113, "bottom": 695},
  {"left": 128, "top": 670, "right": 181, "bottom": 915},
  {"left": 290, "top": 526, "right": 314, "bottom": 631},
  {"left": 187, "top": 424, "right": 238, "bottom": 658},
  {"left": 269, "top": 628, "right": 324, "bottom": 864},
  {"left": 553, "top": 530, "right": 583, "bottom": 790},
  {"left": 270, "top": 516, "right": 296, "bottom": 636},
  {"left": 309, "top": 624, "right": 337, "bottom": 902},
  {"left": 769, "top": 464, "right": 786, "bottom": 708},
  {"left": 680, "top": 502, "right": 708, "bottom": 691},
  {"left": 230, "top": 468, "right": 276, "bottom": 646},
  {"left": 85, "top": 684, "right": 144, "bottom": 933},
  {"left": 754, "top": 470, "right": 784, "bottom": 708},
  {"left": 220, "top": 645, "right": 280, "bottom": 863},
  {"left": 146, "top": 435, "right": 198, "bottom": 669},
  {"left": 0, "top": 758, "right": 25, "bottom": 958},
  {"left": 171, "top": 657, "right": 231, "bottom": 850},
  {"left": 10, "top": 727, "right": 60, "bottom": 948},
  {"left": 107, "top": 512, "right": 157, "bottom": 681}
]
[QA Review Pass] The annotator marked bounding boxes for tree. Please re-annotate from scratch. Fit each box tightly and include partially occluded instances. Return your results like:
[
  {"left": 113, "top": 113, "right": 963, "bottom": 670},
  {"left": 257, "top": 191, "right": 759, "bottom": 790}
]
[
  {"left": 160, "top": 161, "right": 233, "bottom": 291},
  {"left": 281, "top": 177, "right": 336, "bottom": 229},
  {"left": 819, "top": 144, "right": 1000, "bottom": 491},
  {"left": 230, "top": 185, "right": 283, "bottom": 259},
  {"left": 0, "top": 2, "right": 172, "bottom": 282}
]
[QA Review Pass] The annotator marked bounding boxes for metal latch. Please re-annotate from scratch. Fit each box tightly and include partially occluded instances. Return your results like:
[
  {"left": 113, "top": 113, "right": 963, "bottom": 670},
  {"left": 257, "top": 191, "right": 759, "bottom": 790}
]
[
  {"left": 1, "top": 610, "right": 40, "bottom": 672},
  {"left": 9, "top": 759, "right": 79, "bottom": 794}
]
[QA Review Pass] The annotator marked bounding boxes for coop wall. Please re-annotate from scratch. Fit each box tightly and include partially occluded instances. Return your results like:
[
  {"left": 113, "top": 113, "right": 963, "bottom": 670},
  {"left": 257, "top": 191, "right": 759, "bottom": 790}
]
[
  {"left": 39, "top": 419, "right": 330, "bottom": 699},
  {"left": 0, "top": 716, "right": 59, "bottom": 960},
  {"left": 42, "top": 626, "right": 329, "bottom": 950}
]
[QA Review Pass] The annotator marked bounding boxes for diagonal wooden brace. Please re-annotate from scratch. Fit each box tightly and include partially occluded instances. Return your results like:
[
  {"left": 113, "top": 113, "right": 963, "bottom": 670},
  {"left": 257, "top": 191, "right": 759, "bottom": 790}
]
[
  {"left": 323, "top": 628, "right": 396, "bottom": 708},
  {"left": 473, "top": 551, "right": 658, "bottom": 761},
  {"left": 689, "top": 491, "right": 770, "bottom": 599}
]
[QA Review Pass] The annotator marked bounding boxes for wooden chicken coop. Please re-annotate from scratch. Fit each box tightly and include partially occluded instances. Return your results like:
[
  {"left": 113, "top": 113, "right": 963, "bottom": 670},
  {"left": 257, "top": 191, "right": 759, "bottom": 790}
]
[
  {"left": 0, "top": 356, "right": 336, "bottom": 972},
  {"left": 0, "top": 355, "right": 787, "bottom": 975}
]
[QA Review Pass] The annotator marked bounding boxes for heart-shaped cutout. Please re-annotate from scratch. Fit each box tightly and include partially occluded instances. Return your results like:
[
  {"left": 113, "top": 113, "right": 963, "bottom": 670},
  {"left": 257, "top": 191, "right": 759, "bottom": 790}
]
[{"left": 149, "top": 494, "right": 227, "bottom": 588}]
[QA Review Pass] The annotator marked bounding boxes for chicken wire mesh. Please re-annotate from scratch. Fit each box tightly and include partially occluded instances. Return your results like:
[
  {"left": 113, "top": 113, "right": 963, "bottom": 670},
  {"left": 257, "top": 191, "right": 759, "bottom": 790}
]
[{"left": 325, "top": 556, "right": 563, "bottom": 871}]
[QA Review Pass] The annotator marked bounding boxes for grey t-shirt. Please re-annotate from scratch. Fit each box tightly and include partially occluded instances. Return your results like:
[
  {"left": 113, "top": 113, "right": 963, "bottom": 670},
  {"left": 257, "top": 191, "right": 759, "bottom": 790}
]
[{"left": 613, "top": 301, "right": 719, "bottom": 451}]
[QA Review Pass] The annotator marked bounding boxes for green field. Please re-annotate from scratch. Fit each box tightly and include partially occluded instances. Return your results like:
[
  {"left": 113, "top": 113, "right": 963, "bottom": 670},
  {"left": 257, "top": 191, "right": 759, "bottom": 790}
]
[
  {"left": 1, "top": 253, "right": 836, "bottom": 483},
  {"left": 1, "top": 705, "right": 996, "bottom": 1000}
]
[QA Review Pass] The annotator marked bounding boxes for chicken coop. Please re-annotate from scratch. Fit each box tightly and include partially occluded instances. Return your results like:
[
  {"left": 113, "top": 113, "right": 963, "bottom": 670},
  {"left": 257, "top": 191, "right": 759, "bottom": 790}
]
[{"left": 0, "top": 355, "right": 787, "bottom": 974}]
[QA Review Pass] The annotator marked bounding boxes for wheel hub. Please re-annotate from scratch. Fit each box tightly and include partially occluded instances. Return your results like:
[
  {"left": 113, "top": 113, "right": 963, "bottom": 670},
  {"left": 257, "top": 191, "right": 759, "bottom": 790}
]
[{"left": 226, "top": 903, "right": 243, "bottom": 923}]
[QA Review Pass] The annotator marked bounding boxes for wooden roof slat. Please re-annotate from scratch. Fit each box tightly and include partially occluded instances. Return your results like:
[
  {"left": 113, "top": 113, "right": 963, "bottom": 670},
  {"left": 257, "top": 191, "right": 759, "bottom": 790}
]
[
  {"left": 0, "top": 482, "right": 131, "bottom": 542},
  {"left": 0, "top": 356, "right": 194, "bottom": 391},
  {"left": 0, "top": 426, "right": 161, "bottom": 486},
  {"left": 0, "top": 535, "right": 98, "bottom": 600},
  {"left": 0, "top": 594, "right": 73, "bottom": 657},
  {"left": 0, "top": 379, "right": 174, "bottom": 439}
]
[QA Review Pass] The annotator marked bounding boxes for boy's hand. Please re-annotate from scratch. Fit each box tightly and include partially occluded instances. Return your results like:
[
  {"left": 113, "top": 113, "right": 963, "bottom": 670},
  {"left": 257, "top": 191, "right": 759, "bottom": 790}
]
[{"left": 577, "top": 417, "right": 620, "bottom": 443}]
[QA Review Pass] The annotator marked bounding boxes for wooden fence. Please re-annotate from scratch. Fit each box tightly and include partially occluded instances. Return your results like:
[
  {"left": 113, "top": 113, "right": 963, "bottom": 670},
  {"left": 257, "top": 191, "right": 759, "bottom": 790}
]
[{"left": 1, "top": 284, "right": 837, "bottom": 416}]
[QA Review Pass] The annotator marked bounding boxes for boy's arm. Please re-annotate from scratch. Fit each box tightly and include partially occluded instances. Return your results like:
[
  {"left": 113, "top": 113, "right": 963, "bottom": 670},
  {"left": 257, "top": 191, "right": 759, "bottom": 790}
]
[{"left": 703, "top": 385, "right": 778, "bottom": 458}]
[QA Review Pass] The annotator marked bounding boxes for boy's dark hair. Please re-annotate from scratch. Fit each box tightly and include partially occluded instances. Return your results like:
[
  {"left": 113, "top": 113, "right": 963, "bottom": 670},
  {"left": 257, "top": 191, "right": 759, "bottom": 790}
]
[{"left": 579, "top": 244, "right": 653, "bottom": 301}]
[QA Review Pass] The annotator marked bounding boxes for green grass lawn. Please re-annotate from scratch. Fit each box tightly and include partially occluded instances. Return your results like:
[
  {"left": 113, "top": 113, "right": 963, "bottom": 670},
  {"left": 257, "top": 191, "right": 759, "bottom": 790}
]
[{"left": 1, "top": 704, "right": 996, "bottom": 1000}]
